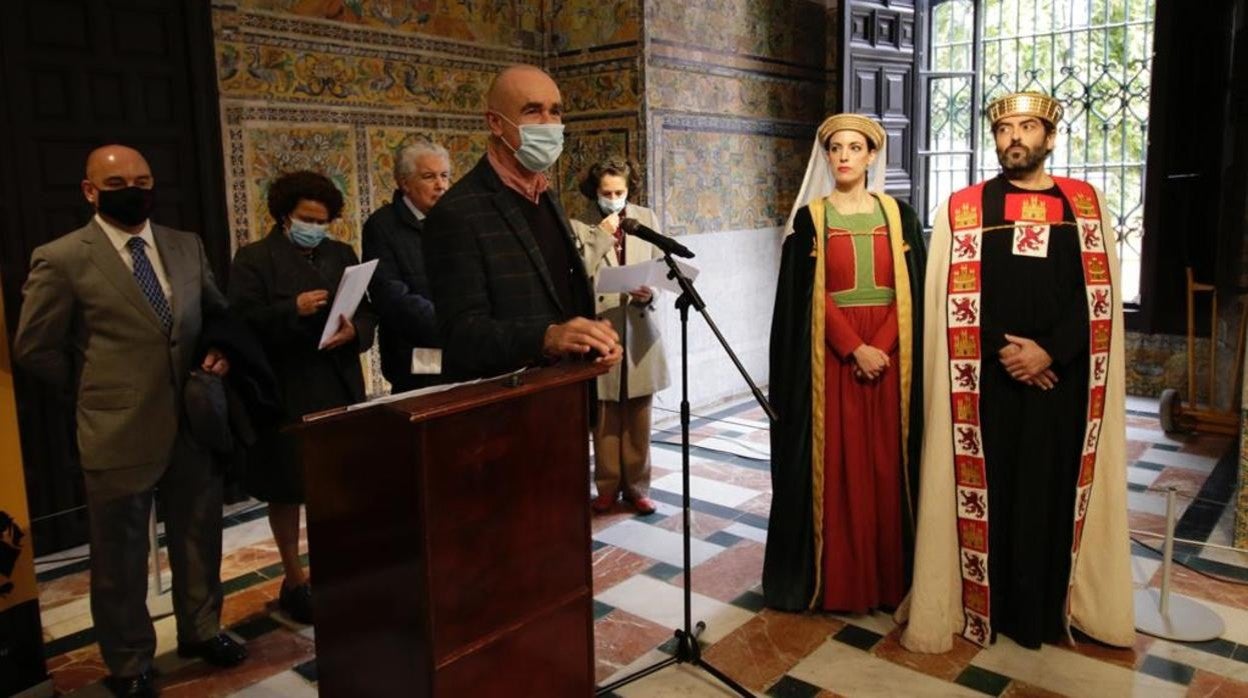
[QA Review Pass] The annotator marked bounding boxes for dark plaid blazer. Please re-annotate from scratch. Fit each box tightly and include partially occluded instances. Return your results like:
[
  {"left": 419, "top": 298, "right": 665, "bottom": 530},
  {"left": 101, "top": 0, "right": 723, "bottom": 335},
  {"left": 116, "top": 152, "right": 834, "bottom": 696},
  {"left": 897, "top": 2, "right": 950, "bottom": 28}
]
[{"left": 422, "top": 155, "right": 594, "bottom": 380}]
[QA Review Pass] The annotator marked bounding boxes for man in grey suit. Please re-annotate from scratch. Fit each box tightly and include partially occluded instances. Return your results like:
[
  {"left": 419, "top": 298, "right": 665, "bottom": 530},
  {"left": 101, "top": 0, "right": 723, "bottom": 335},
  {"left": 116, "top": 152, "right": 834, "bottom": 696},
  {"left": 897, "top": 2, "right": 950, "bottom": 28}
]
[{"left": 14, "top": 145, "right": 246, "bottom": 697}]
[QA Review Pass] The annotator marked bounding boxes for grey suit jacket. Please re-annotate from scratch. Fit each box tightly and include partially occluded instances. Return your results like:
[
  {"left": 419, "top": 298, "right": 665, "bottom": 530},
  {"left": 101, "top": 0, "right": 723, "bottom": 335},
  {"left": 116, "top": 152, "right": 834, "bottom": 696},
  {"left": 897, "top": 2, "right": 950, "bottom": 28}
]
[{"left": 14, "top": 219, "right": 228, "bottom": 474}]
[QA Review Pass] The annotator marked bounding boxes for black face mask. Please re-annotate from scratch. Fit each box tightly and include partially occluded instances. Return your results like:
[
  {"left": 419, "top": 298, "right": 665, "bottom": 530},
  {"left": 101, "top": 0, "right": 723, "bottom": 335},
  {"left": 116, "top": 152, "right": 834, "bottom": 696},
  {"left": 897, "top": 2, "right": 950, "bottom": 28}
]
[{"left": 96, "top": 186, "right": 156, "bottom": 226}]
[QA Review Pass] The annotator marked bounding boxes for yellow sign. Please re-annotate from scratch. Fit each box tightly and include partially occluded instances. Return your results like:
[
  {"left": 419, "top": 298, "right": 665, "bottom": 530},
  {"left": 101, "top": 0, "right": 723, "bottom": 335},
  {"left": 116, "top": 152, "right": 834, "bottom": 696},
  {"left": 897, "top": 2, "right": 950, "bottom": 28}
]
[{"left": 0, "top": 282, "right": 38, "bottom": 613}]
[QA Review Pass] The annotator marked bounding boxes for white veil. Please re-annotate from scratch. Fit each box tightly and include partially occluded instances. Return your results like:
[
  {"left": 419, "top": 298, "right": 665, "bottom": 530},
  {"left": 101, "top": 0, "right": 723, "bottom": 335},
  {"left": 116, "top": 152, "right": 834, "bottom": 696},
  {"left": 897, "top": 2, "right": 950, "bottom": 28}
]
[{"left": 783, "top": 119, "right": 888, "bottom": 236}]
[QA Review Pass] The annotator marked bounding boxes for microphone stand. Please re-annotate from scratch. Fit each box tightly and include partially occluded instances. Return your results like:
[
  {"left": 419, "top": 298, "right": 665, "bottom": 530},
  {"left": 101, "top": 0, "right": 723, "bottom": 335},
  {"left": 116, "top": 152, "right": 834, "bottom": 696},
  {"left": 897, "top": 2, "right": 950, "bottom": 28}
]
[{"left": 595, "top": 248, "right": 776, "bottom": 697}]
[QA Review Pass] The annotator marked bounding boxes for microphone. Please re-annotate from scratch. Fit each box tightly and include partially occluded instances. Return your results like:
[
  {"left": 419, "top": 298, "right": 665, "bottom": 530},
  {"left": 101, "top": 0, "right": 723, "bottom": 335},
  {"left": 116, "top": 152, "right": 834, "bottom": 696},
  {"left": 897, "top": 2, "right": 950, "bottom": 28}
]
[{"left": 619, "top": 218, "right": 695, "bottom": 259}]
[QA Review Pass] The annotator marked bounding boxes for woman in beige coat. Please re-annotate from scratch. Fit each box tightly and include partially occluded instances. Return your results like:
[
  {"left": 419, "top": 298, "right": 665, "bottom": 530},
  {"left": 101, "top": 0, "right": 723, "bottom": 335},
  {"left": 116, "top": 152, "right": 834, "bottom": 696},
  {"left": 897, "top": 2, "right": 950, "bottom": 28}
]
[{"left": 572, "top": 157, "right": 670, "bottom": 515}]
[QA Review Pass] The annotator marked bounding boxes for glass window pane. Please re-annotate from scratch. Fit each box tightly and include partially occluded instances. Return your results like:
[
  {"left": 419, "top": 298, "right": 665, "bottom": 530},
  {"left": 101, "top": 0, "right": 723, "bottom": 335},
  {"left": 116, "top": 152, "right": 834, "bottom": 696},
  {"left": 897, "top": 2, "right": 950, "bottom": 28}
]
[{"left": 925, "top": 0, "right": 1155, "bottom": 301}]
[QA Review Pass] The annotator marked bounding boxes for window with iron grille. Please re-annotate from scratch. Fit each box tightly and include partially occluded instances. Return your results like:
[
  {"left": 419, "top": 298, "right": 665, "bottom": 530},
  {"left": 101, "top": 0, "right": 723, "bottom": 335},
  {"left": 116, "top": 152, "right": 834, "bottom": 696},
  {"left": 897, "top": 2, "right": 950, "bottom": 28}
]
[{"left": 919, "top": 0, "right": 1155, "bottom": 304}]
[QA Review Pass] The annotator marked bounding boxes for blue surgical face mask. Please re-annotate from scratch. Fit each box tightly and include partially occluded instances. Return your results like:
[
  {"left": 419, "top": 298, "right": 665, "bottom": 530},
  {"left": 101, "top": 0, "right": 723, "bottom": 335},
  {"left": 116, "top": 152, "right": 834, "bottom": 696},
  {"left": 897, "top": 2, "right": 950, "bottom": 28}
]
[
  {"left": 288, "top": 219, "right": 329, "bottom": 249},
  {"left": 598, "top": 195, "right": 627, "bottom": 215},
  {"left": 494, "top": 111, "right": 564, "bottom": 173}
]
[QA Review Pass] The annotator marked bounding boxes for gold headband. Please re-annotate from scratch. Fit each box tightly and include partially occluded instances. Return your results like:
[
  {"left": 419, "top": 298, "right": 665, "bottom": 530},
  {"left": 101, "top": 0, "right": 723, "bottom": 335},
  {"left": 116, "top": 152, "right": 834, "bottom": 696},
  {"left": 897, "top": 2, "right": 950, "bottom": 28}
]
[
  {"left": 986, "top": 92, "right": 1063, "bottom": 126},
  {"left": 817, "top": 113, "right": 886, "bottom": 151}
]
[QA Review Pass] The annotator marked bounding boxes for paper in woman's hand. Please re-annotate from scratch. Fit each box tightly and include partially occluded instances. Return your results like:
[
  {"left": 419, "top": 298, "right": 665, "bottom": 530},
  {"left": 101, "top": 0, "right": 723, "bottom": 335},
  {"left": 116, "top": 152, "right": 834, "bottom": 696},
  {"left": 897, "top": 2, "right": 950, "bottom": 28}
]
[
  {"left": 596, "top": 259, "right": 699, "bottom": 295},
  {"left": 318, "top": 259, "right": 378, "bottom": 349}
]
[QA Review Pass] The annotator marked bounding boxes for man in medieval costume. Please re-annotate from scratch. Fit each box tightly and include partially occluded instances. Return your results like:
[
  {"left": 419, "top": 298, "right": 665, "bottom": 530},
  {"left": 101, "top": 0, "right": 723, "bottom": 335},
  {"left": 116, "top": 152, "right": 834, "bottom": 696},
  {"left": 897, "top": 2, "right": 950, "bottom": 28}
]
[{"left": 900, "top": 92, "right": 1133, "bottom": 652}]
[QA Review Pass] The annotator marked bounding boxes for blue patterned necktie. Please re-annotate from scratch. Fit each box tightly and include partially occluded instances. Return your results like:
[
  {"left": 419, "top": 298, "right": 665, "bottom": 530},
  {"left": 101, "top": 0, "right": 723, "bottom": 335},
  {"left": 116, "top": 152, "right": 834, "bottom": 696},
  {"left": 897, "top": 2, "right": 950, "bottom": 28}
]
[{"left": 126, "top": 236, "right": 173, "bottom": 332}]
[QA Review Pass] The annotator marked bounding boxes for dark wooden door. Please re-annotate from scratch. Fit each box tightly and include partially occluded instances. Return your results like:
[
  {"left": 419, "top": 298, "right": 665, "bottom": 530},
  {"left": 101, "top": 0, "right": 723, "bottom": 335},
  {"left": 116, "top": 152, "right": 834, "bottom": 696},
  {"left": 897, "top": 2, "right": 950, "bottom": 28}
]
[
  {"left": 841, "top": 0, "right": 921, "bottom": 205},
  {"left": 0, "top": 0, "right": 228, "bottom": 554}
]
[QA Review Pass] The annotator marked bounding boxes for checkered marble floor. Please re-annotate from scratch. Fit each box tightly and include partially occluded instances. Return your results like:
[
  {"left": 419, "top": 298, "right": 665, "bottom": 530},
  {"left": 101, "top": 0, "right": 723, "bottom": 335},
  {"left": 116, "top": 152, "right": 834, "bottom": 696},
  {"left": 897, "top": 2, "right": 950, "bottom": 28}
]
[{"left": 34, "top": 396, "right": 1248, "bottom": 696}]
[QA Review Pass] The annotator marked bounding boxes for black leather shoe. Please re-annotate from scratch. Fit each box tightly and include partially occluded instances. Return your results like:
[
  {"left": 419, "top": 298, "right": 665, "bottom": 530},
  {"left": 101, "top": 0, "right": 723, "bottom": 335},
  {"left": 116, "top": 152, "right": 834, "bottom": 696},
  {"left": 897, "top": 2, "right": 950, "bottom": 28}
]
[
  {"left": 104, "top": 670, "right": 157, "bottom": 697},
  {"left": 279, "top": 581, "right": 314, "bottom": 625},
  {"left": 176, "top": 633, "right": 247, "bottom": 667}
]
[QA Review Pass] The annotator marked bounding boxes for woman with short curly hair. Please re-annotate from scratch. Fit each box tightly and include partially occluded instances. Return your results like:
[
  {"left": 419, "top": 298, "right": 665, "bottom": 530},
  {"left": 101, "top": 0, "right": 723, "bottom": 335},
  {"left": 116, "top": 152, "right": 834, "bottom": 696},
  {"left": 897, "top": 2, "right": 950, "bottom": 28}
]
[
  {"left": 228, "top": 170, "right": 376, "bottom": 624},
  {"left": 570, "top": 157, "right": 670, "bottom": 515}
]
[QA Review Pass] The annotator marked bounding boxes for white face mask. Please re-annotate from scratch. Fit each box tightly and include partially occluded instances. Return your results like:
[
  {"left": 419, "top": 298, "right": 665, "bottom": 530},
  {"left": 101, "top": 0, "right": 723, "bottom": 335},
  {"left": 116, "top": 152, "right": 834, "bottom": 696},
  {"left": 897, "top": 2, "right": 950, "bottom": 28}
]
[
  {"left": 493, "top": 111, "right": 564, "bottom": 172},
  {"left": 598, "top": 195, "right": 626, "bottom": 215}
]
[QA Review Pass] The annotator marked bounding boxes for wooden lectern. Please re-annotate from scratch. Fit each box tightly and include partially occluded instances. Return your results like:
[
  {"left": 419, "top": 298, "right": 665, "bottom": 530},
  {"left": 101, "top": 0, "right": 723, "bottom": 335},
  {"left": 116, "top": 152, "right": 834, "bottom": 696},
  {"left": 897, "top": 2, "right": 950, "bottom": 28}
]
[{"left": 298, "top": 363, "right": 605, "bottom": 697}]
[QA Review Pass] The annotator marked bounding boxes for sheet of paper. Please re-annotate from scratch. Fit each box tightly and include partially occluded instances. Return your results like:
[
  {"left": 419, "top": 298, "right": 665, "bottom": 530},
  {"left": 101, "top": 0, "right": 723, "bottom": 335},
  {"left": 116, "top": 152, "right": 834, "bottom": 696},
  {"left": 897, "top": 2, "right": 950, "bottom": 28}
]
[
  {"left": 318, "top": 259, "right": 379, "bottom": 349},
  {"left": 596, "top": 259, "right": 699, "bottom": 295},
  {"left": 336, "top": 368, "right": 527, "bottom": 414}
]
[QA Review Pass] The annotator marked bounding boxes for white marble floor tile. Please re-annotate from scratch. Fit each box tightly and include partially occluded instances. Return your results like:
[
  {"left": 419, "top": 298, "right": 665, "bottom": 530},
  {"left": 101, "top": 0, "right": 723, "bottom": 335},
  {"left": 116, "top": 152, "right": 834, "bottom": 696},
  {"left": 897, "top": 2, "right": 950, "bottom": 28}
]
[
  {"left": 789, "top": 639, "right": 979, "bottom": 697},
  {"left": 1131, "top": 553, "right": 1163, "bottom": 587},
  {"left": 1138, "top": 448, "right": 1219, "bottom": 472},
  {"left": 230, "top": 670, "right": 319, "bottom": 698},
  {"left": 594, "top": 575, "right": 754, "bottom": 645},
  {"left": 650, "top": 446, "right": 703, "bottom": 470},
  {"left": 971, "top": 636, "right": 1186, "bottom": 697},
  {"left": 828, "top": 609, "right": 898, "bottom": 637},
  {"left": 651, "top": 473, "right": 760, "bottom": 508},
  {"left": 1190, "top": 598, "right": 1248, "bottom": 646},
  {"left": 42, "top": 610, "right": 94, "bottom": 643},
  {"left": 1126, "top": 396, "right": 1160, "bottom": 413},
  {"left": 1126, "top": 426, "right": 1184, "bottom": 446},
  {"left": 1128, "top": 490, "right": 1173, "bottom": 517},
  {"left": 1149, "top": 638, "right": 1248, "bottom": 683},
  {"left": 1127, "top": 466, "right": 1161, "bottom": 487},
  {"left": 611, "top": 662, "right": 762, "bottom": 697},
  {"left": 650, "top": 500, "right": 683, "bottom": 518},
  {"left": 722, "top": 522, "right": 767, "bottom": 544},
  {"left": 594, "top": 519, "right": 724, "bottom": 568},
  {"left": 656, "top": 433, "right": 770, "bottom": 461},
  {"left": 598, "top": 647, "right": 670, "bottom": 688},
  {"left": 40, "top": 596, "right": 92, "bottom": 632}
]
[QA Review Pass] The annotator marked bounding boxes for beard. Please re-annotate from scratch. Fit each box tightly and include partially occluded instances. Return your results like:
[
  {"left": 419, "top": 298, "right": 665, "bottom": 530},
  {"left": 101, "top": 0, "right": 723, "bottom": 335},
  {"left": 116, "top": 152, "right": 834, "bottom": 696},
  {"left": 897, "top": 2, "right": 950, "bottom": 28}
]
[{"left": 997, "top": 142, "right": 1051, "bottom": 177}]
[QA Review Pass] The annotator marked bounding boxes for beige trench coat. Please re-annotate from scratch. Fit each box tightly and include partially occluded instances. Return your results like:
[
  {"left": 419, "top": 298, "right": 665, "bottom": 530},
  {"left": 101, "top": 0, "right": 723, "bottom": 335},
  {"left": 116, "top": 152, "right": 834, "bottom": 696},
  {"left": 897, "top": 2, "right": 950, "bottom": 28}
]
[{"left": 571, "top": 203, "right": 671, "bottom": 401}]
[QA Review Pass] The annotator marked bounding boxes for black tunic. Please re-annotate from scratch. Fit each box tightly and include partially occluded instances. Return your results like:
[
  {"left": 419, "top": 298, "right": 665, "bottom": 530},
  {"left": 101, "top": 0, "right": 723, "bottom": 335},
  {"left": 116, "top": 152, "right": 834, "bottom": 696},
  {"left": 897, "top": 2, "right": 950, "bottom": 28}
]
[{"left": 977, "top": 175, "right": 1090, "bottom": 648}]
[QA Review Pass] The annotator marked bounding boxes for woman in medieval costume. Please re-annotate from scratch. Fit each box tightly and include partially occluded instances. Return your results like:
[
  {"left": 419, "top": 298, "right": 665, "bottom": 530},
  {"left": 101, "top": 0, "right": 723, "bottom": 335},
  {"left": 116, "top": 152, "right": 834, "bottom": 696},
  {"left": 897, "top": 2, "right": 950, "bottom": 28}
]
[{"left": 764, "top": 113, "right": 927, "bottom": 613}]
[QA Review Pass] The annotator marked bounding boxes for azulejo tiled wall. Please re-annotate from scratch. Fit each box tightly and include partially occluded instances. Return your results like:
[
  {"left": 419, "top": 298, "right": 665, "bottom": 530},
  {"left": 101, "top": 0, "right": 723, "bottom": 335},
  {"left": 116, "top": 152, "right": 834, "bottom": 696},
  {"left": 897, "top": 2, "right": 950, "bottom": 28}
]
[
  {"left": 213, "top": 1, "right": 535, "bottom": 252},
  {"left": 548, "top": 0, "right": 644, "bottom": 219},
  {"left": 643, "top": 0, "right": 837, "bottom": 236},
  {"left": 211, "top": 0, "right": 842, "bottom": 399},
  {"left": 213, "top": 0, "right": 540, "bottom": 394}
]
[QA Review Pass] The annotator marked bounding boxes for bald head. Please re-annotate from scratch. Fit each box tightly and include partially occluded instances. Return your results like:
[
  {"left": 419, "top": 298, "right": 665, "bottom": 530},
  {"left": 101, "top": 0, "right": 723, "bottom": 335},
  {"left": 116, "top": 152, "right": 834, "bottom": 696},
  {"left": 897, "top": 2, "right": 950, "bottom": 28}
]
[
  {"left": 82, "top": 144, "right": 155, "bottom": 230},
  {"left": 484, "top": 64, "right": 562, "bottom": 154},
  {"left": 85, "top": 144, "right": 151, "bottom": 184},
  {"left": 486, "top": 64, "right": 557, "bottom": 112}
]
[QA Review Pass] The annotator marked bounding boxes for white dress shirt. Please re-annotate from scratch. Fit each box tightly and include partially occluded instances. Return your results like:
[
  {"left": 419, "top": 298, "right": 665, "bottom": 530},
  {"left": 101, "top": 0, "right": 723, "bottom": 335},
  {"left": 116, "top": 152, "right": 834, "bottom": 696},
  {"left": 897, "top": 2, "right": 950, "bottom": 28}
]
[
  {"left": 402, "top": 195, "right": 427, "bottom": 221},
  {"left": 96, "top": 214, "right": 173, "bottom": 301}
]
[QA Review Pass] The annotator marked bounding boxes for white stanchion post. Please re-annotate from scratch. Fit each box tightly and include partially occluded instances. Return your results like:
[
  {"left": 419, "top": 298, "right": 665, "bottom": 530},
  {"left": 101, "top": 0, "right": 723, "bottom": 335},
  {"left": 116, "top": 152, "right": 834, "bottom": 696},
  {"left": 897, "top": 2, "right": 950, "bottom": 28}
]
[{"left": 1134, "top": 486, "right": 1225, "bottom": 641}]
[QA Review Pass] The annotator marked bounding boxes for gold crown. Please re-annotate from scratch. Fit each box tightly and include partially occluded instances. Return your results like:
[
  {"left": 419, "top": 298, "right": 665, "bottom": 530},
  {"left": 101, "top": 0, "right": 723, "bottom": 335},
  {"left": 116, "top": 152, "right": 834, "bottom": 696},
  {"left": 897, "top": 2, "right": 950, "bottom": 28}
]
[
  {"left": 986, "top": 91, "right": 1063, "bottom": 126},
  {"left": 817, "top": 113, "right": 887, "bottom": 152}
]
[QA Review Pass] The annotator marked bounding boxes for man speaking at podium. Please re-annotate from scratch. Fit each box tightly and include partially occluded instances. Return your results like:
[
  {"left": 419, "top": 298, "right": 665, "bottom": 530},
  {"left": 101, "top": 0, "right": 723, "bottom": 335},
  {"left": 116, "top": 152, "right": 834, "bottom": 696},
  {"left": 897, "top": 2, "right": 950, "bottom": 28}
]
[{"left": 422, "top": 64, "right": 622, "bottom": 378}]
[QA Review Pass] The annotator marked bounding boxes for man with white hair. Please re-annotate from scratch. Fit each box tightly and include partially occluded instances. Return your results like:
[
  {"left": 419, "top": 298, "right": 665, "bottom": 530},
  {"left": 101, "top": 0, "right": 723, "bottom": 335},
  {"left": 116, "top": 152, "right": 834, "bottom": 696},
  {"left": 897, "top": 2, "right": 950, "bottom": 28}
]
[{"left": 362, "top": 140, "right": 452, "bottom": 391}]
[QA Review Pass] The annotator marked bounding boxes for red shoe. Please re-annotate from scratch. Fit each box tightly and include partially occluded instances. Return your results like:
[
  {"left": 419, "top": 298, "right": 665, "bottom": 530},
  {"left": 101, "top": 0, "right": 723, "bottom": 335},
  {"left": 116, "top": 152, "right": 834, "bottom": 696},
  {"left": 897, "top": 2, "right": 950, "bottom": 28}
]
[
  {"left": 591, "top": 492, "right": 617, "bottom": 513},
  {"left": 628, "top": 496, "right": 657, "bottom": 515}
]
